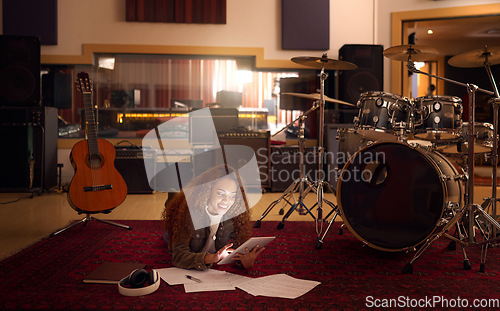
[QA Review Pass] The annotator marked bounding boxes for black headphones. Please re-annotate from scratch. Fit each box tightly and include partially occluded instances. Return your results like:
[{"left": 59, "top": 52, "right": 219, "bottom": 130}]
[{"left": 118, "top": 269, "right": 160, "bottom": 296}]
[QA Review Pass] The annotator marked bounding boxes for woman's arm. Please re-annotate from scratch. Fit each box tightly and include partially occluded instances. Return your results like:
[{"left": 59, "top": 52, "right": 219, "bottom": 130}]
[{"left": 171, "top": 241, "right": 210, "bottom": 271}]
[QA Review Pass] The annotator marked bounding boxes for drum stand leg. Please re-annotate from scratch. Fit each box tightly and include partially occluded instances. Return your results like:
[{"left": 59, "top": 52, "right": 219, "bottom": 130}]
[
  {"left": 402, "top": 207, "right": 468, "bottom": 274},
  {"left": 405, "top": 61, "right": 500, "bottom": 273},
  {"left": 254, "top": 111, "right": 318, "bottom": 229},
  {"left": 312, "top": 63, "right": 338, "bottom": 241}
]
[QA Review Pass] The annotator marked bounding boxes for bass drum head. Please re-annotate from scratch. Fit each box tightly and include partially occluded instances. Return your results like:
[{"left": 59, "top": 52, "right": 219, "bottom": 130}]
[{"left": 337, "top": 141, "right": 448, "bottom": 251}]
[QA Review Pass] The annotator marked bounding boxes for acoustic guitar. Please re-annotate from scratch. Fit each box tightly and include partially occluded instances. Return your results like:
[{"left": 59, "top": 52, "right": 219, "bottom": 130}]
[{"left": 68, "top": 72, "right": 127, "bottom": 213}]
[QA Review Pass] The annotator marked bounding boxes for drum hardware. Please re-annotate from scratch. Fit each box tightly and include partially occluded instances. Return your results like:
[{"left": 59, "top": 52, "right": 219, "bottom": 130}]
[
  {"left": 400, "top": 48, "right": 500, "bottom": 274},
  {"left": 290, "top": 54, "right": 357, "bottom": 243},
  {"left": 254, "top": 102, "right": 320, "bottom": 229}
]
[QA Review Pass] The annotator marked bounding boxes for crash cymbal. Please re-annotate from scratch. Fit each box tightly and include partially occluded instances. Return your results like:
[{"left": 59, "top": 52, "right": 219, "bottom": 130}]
[
  {"left": 383, "top": 44, "right": 439, "bottom": 62},
  {"left": 448, "top": 46, "right": 500, "bottom": 68},
  {"left": 281, "top": 92, "right": 355, "bottom": 106},
  {"left": 291, "top": 56, "right": 358, "bottom": 70}
]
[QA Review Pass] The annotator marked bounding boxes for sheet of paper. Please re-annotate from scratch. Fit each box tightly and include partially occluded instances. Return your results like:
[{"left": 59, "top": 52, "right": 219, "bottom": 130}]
[
  {"left": 156, "top": 267, "right": 253, "bottom": 293},
  {"left": 183, "top": 271, "right": 254, "bottom": 293},
  {"left": 156, "top": 267, "right": 227, "bottom": 285},
  {"left": 236, "top": 274, "right": 320, "bottom": 299}
]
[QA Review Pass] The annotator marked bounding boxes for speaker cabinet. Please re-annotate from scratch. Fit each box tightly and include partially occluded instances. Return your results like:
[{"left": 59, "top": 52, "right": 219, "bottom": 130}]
[
  {"left": 114, "top": 147, "right": 155, "bottom": 194},
  {"left": 0, "top": 35, "right": 41, "bottom": 107},
  {"left": 0, "top": 106, "right": 57, "bottom": 191},
  {"left": 42, "top": 70, "right": 72, "bottom": 109},
  {"left": 338, "top": 44, "right": 383, "bottom": 105},
  {"left": 269, "top": 146, "right": 324, "bottom": 192},
  {"left": 218, "top": 131, "right": 270, "bottom": 189}
]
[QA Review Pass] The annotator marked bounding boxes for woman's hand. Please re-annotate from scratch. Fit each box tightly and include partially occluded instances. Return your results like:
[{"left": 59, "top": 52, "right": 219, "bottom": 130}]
[
  {"left": 232, "top": 244, "right": 265, "bottom": 269},
  {"left": 204, "top": 243, "right": 233, "bottom": 264}
]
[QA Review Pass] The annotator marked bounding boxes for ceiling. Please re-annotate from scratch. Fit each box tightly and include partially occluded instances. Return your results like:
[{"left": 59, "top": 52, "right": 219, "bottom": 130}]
[{"left": 406, "top": 15, "right": 500, "bottom": 57}]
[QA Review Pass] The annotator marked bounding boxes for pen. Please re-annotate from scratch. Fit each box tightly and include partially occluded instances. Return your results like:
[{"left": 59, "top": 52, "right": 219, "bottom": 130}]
[{"left": 185, "top": 275, "right": 202, "bottom": 283}]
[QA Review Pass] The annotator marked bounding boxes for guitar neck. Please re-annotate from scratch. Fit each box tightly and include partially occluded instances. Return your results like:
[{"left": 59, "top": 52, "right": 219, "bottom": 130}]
[{"left": 82, "top": 91, "right": 100, "bottom": 157}]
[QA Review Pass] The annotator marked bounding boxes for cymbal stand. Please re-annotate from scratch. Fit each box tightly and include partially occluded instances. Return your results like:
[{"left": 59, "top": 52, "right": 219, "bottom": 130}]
[
  {"left": 254, "top": 103, "right": 319, "bottom": 229},
  {"left": 402, "top": 61, "right": 500, "bottom": 274},
  {"left": 313, "top": 54, "right": 338, "bottom": 240},
  {"left": 476, "top": 53, "right": 500, "bottom": 271}
]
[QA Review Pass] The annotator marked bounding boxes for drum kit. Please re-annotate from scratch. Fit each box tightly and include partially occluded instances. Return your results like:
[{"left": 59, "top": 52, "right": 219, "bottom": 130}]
[{"left": 255, "top": 44, "right": 500, "bottom": 274}]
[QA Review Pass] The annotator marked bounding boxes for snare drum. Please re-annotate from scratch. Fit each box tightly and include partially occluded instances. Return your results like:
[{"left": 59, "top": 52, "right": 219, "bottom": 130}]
[
  {"left": 414, "top": 95, "right": 463, "bottom": 141},
  {"left": 355, "top": 91, "right": 412, "bottom": 141},
  {"left": 435, "top": 122, "right": 494, "bottom": 154}
]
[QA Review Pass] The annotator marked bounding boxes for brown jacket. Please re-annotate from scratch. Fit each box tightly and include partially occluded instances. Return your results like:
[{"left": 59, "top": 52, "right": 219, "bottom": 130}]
[{"left": 170, "top": 211, "right": 236, "bottom": 270}]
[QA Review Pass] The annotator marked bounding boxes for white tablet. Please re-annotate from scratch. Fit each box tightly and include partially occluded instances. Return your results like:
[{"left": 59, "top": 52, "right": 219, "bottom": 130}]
[{"left": 217, "top": 236, "right": 276, "bottom": 265}]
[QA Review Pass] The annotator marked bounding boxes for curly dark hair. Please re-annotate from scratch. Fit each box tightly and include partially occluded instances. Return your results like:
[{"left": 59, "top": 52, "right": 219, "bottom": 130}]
[{"left": 161, "top": 164, "right": 252, "bottom": 248}]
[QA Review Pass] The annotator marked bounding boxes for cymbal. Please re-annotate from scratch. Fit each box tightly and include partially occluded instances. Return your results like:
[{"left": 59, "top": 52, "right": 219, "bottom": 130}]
[
  {"left": 291, "top": 56, "right": 358, "bottom": 70},
  {"left": 448, "top": 46, "right": 500, "bottom": 68},
  {"left": 383, "top": 44, "right": 439, "bottom": 62},
  {"left": 281, "top": 92, "right": 355, "bottom": 106}
]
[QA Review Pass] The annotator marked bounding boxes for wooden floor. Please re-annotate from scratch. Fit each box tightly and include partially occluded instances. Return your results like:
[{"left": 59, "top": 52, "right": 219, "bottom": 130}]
[{"left": 0, "top": 185, "right": 496, "bottom": 261}]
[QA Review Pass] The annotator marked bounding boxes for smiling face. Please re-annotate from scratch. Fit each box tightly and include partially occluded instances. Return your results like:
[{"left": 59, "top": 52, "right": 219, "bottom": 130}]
[{"left": 206, "top": 176, "right": 238, "bottom": 216}]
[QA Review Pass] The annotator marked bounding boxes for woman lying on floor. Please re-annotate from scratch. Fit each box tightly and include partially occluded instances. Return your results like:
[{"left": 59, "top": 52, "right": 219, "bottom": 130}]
[{"left": 161, "top": 164, "right": 264, "bottom": 270}]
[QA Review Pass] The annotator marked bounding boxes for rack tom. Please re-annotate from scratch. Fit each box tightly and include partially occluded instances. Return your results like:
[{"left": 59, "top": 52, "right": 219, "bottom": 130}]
[
  {"left": 413, "top": 95, "right": 463, "bottom": 141},
  {"left": 435, "top": 122, "right": 494, "bottom": 154},
  {"left": 354, "top": 91, "right": 412, "bottom": 141}
]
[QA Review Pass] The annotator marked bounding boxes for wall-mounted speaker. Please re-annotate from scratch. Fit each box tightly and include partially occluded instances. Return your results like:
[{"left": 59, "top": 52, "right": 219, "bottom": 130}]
[
  {"left": 0, "top": 35, "right": 41, "bottom": 107},
  {"left": 338, "top": 44, "right": 383, "bottom": 105}
]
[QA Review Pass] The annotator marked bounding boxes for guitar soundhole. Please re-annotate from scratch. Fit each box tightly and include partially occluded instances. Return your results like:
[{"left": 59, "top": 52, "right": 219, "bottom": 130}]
[{"left": 86, "top": 153, "right": 105, "bottom": 169}]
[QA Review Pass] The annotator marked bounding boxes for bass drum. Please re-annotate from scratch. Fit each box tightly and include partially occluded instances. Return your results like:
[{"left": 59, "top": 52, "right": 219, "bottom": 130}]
[
  {"left": 336, "top": 127, "right": 371, "bottom": 169},
  {"left": 337, "top": 141, "right": 462, "bottom": 252}
]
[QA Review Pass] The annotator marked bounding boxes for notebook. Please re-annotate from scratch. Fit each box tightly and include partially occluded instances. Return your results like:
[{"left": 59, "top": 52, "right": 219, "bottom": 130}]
[{"left": 83, "top": 262, "right": 146, "bottom": 284}]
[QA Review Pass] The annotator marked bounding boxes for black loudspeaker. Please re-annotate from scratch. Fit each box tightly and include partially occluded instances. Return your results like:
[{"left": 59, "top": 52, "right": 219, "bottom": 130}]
[
  {"left": 338, "top": 44, "right": 383, "bottom": 105},
  {"left": 0, "top": 106, "right": 58, "bottom": 191},
  {"left": 269, "top": 146, "right": 324, "bottom": 192},
  {"left": 218, "top": 131, "right": 270, "bottom": 189},
  {"left": 0, "top": 35, "right": 41, "bottom": 107},
  {"left": 114, "top": 147, "right": 156, "bottom": 194},
  {"left": 42, "top": 71, "right": 72, "bottom": 109}
]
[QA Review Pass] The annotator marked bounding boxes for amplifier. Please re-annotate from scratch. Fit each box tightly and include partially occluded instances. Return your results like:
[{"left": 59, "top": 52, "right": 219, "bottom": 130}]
[
  {"left": 114, "top": 147, "right": 155, "bottom": 194},
  {"left": 269, "top": 145, "right": 325, "bottom": 192},
  {"left": 218, "top": 131, "right": 270, "bottom": 189}
]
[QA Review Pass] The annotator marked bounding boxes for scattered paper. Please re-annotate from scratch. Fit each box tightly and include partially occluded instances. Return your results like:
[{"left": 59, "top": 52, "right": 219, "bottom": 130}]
[
  {"left": 156, "top": 267, "right": 320, "bottom": 298},
  {"left": 236, "top": 274, "right": 320, "bottom": 299}
]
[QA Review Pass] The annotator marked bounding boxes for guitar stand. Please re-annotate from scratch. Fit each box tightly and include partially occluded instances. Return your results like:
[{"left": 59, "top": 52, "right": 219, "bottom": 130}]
[{"left": 50, "top": 213, "right": 132, "bottom": 237}]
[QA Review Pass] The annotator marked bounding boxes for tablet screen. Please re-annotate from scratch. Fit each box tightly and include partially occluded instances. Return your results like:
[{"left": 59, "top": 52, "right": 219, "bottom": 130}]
[{"left": 217, "top": 236, "right": 276, "bottom": 265}]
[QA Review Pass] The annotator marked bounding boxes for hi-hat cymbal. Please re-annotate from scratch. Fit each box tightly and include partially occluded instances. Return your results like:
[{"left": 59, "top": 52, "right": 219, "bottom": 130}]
[
  {"left": 383, "top": 44, "right": 439, "bottom": 62},
  {"left": 291, "top": 56, "right": 358, "bottom": 70},
  {"left": 448, "top": 46, "right": 500, "bottom": 68},
  {"left": 281, "top": 92, "right": 355, "bottom": 106}
]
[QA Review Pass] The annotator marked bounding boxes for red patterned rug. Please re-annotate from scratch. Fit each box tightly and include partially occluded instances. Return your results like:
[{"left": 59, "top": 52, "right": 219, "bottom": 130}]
[{"left": 0, "top": 220, "right": 499, "bottom": 310}]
